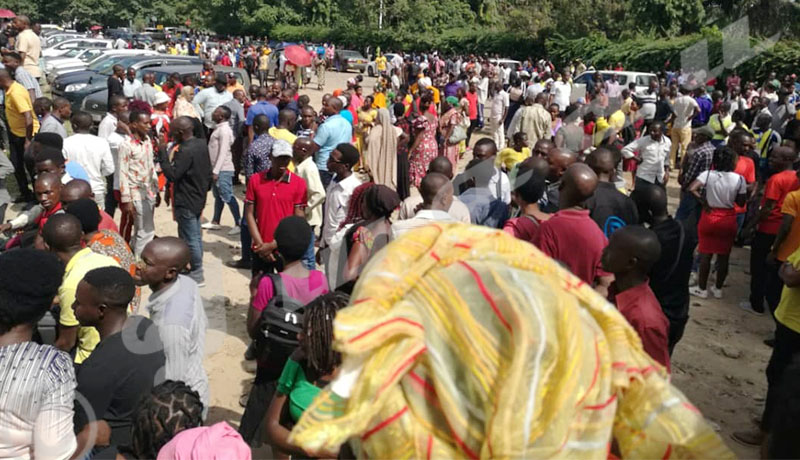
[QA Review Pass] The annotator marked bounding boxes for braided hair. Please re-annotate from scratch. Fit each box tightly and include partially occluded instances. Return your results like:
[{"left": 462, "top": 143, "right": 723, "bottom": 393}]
[
  {"left": 338, "top": 182, "right": 374, "bottom": 231},
  {"left": 129, "top": 380, "right": 204, "bottom": 458},
  {"left": 712, "top": 145, "right": 736, "bottom": 172},
  {"left": 304, "top": 292, "right": 350, "bottom": 377}
]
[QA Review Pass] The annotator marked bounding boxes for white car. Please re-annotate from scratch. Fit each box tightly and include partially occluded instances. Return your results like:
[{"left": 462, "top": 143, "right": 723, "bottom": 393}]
[
  {"left": 44, "top": 48, "right": 107, "bottom": 73},
  {"left": 43, "top": 33, "right": 85, "bottom": 48},
  {"left": 366, "top": 53, "right": 398, "bottom": 77},
  {"left": 42, "top": 38, "right": 112, "bottom": 58},
  {"left": 46, "top": 49, "right": 159, "bottom": 76},
  {"left": 570, "top": 70, "right": 658, "bottom": 102}
]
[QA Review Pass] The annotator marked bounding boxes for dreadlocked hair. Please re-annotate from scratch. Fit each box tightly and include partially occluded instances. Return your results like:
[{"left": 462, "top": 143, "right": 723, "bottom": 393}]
[
  {"left": 338, "top": 182, "right": 374, "bottom": 230},
  {"left": 129, "top": 380, "right": 204, "bottom": 458},
  {"left": 304, "top": 292, "right": 350, "bottom": 377}
]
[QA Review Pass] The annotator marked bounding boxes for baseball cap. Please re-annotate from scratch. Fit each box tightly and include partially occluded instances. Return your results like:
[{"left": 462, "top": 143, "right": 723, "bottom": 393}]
[{"left": 271, "top": 139, "right": 293, "bottom": 158}]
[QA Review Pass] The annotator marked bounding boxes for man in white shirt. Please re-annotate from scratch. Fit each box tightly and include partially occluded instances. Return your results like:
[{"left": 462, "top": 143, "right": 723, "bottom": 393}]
[
  {"left": 133, "top": 73, "right": 158, "bottom": 106},
  {"left": 293, "top": 137, "right": 326, "bottom": 270},
  {"left": 98, "top": 95, "right": 128, "bottom": 140},
  {"left": 203, "top": 106, "right": 240, "bottom": 234},
  {"left": 393, "top": 172, "right": 456, "bottom": 238},
  {"left": 489, "top": 81, "right": 509, "bottom": 150},
  {"left": 398, "top": 156, "right": 471, "bottom": 223},
  {"left": 122, "top": 67, "right": 142, "bottom": 99},
  {"left": 321, "top": 143, "right": 362, "bottom": 247},
  {"left": 621, "top": 120, "right": 671, "bottom": 191},
  {"left": 550, "top": 72, "right": 572, "bottom": 112},
  {"left": 453, "top": 138, "right": 511, "bottom": 204},
  {"left": 668, "top": 86, "right": 700, "bottom": 169},
  {"left": 477, "top": 72, "right": 489, "bottom": 128},
  {"left": 113, "top": 37, "right": 127, "bottom": 49},
  {"left": 62, "top": 112, "right": 115, "bottom": 208}
]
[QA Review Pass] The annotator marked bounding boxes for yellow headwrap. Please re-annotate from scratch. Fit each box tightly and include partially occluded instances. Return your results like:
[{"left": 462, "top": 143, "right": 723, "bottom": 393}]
[{"left": 289, "top": 223, "right": 733, "bottom": 459}]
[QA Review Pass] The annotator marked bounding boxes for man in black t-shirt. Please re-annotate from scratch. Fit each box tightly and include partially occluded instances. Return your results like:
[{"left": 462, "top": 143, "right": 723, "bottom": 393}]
[
  {"left": 639, "top": 185, "right": 694, "bottom": 354},
  {"left": 72, "top": 266, "right": 165, "bottom": 458},
  {"left": 585, "top": 148, "right": 639, "bottom": 237}
]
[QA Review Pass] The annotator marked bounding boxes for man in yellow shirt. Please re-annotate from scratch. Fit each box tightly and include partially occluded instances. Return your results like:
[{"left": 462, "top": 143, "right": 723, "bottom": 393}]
[
  {"left": 225, "top": 72, "right": 245, "bottom": 95},
  {"left": 1, "top": 69, "right": 39, "bottom": 201},
  {"left": 497, "top": 132, "right": 531, "bottom": 172},
  {"left": 268, "top": 109, "right": 298, "bottom": 145},
  {"left": 375, "top": 51, "right": 387, "bottom": 74},
  {"left": 734, "top": 244, "right": 800, "bottom": 447},
  {"left": 43, "top": 213, "right": 120, "bottom": 364}
]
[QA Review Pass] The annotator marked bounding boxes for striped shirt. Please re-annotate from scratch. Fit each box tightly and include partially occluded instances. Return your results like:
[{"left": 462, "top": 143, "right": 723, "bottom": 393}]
[
  {"left": 0, "top": 342, "right": 76, "bottom": 459},
  {"left": 13, "top": 67, "right": 42, "bottom": 99},
  {"left": 146, "top": 275, "right": 210, "bottom": 410}
]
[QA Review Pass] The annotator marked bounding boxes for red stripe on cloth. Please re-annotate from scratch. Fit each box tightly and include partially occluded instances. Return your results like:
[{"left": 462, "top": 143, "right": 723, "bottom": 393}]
[
  {"left": 576, "top": 337, "right": 601, "bottom": 407},
  {"left": 378, "top": 346, "right": 427, "bottom": 396},
  {"left": 584, "top": 393, "right": 618, "bottom": 411},
  {"left": 347, "top": 318, "right": 424, "bottom": 343},
  {"left": 361, "top": 407, "right": 409, "bottom": 441},
  {"left": 408, "top": 371, "right": 436, "bottom": 395},
  {"left": 682, "top": 402, "right": 701, "bottom": 413},
  {"left": 426, "top": 434, "right": 433, "bottom": 460},
  {"left": 454, "top": 243, "right": 472, "bottom": 249},
  {"left": 430, "top": 251, "right": 441, "bottom": 261},
  {"left": 661, "top": 444, "right": 672, "bottom": 460},
  {"left": 353, "top": 297, "right": 372, "bottom": 305},
  {"left": 457, "top": 261, "right": 511, "bottom": 332}
]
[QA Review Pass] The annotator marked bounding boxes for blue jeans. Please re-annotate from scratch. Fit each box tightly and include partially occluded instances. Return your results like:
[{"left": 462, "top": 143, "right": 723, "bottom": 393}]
[
  {"left": 303, "top": 230, "right": 316, "bottom": 270},
  {"left": 175, "top": 206, "right": 204, "bottom": 282},
  {"left": 212, "top": 171, "right": 241, "bottom": 225}
]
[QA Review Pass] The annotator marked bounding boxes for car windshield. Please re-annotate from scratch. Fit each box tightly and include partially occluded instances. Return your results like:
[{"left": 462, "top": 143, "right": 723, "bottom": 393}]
[
  {"left": 342, "top": 51, "right": 363, "bottom": 58},
  {"left": 80, "top": 50, "right": 103, "bottom": 62},
  {"left": 62, "top": 48, "right": 82, "bottom": 58},
  {"left": 97, "top": 56, "right": 144, "bottom": 75}
]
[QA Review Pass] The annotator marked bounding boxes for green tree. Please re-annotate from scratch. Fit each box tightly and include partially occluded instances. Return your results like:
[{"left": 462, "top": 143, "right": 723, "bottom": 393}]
[{"left": 630, "top": 0, "right": 706, "bottom": 35}]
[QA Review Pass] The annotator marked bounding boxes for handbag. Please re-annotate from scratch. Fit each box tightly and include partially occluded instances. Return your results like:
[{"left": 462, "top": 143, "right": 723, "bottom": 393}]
[{"left": 448, "top": 124, "right": 467, "bottom": 144}]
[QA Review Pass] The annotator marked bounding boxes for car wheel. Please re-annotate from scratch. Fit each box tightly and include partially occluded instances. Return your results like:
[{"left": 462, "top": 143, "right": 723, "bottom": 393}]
[{"left": 368, "top": 67, "right": 374, "bottom": 77}]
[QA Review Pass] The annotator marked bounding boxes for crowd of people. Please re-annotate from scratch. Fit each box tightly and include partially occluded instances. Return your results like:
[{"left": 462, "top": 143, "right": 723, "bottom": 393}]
[{"left": 3, "top": 16, "right": 800, "bottom": 458}]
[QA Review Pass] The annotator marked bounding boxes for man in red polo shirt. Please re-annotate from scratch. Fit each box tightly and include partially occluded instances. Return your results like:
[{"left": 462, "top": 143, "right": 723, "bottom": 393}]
[
  {"left": 534, "top": 163, "right": 613, "bottom": 295},
  {"left": 244, "top": 139, "right": 307, "bottom": 274},
  {"left": 602, "top": 225, "right": 671, "bottom": 371}
]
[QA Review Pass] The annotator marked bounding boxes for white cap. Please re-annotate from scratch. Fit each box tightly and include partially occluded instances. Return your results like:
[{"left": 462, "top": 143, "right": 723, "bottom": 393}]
[
  {"left": 272, "top": 139, "right": 293, "bottom": 158},
  {"left": 153, "top": 91, "right": 171, "bottom": 106}
]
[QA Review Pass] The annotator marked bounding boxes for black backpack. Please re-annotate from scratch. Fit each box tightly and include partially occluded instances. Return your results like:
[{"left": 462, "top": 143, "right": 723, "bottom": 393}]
[{"left": 255, "top": 274, "right": 306, "bottom": 362}]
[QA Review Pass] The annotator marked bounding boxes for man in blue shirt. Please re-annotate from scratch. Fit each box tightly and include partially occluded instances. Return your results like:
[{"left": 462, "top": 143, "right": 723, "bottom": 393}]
[
  {"left": 313, "top": 97, "right": 352, "bottom": 188},
  {"left": 692, "top": 86, "right": 713, "bottom": 128},
  {"left": 245, "top": 86, "right": 279, "bottom": 144}
]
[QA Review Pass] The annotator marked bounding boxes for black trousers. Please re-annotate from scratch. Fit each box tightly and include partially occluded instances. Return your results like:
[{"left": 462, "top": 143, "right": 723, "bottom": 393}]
[
  {"left": 750, "top": 232, "right": 782, "bottom": 314},
  {"left": 104, "top": 175, "right": 118, "bottom": 217},
  {"left": 9, "top": 134, "right": 32, "bottom": 198},
  {"left": 238, "top": 375, "right": 277, "bottom": 445},
  {"left": 761, "top": 321, "right": 800, "bottom": 431},
  {"left": 465, "top": 119, "right": 480, "bottom": 146}
]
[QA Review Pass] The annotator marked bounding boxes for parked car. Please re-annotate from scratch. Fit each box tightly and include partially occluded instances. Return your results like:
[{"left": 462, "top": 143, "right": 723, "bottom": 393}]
[
  {"left": 334, "top": 50, "right": 367, "bottom": 73},
  {"left": 365, "top": 53, "right": 398, "bottom": 77},
  {"left": 42, "top": 38, "right": 112, "bottom": 58},
  {"left": 46, "top": 49, "right": 160, "bottom": 78},
  {"left": 570, "top": 70, "right": 658, "bottom": 102},
  {"left": 52, "top": 55, "right": 202, "bottom": 110},
  {"left": 44, "top": 48, "right": 107, "bottom": 73},
  {"left": 490, "top": 58, "right": 522, "bottom": 70},
  {"left": 82, "top": 65, "right": 250, "bottom": 122},
  {"left": 43, "top": 33, "right": 85, "bottom": 48}
]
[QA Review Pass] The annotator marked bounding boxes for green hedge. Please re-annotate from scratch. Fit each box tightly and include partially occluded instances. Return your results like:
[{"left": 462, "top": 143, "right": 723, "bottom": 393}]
[{"left": 269, "top": 24, "right": 545, "bottom": 58}]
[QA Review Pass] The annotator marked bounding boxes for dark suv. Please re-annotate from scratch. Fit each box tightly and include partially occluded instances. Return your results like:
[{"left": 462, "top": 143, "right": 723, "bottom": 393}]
[
  {"left": 52, "top": 54, "right": 203, "bottom": 110},
  {"left": 82, "top": 65, "right": 251, "bottom": 122}
]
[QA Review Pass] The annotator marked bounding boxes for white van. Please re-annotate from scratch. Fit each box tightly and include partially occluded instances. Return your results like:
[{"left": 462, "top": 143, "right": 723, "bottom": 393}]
[{"left": 571, "top": 70, "right": 657, "bottom": 102}]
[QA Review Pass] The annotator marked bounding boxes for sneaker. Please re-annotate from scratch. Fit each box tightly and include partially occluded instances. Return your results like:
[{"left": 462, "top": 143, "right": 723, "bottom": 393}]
[
  {"left": 738, "top": 300, "right": 765, "bottom": 316},
  {"left": 227, "top": 226, "right": 241, "bottom": 236},
  {"left": 710, "top": 286, "right": 723, "bottom": 299},
  {"left": 225, "top": 258, "right": 252, "bottom": 270},
  {"left": 689, "top": 286, "right": 708, "bottom": 299},
  {"left": 201, "top": 222, "right": 221, "bottom": 230}
]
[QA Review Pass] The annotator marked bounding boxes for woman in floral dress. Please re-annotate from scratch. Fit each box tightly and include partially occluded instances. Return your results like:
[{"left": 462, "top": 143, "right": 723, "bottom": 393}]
[
  {"left": 408, "top": 92, "right": 438, "bottom": 188},
  {"left": 439, "top": 96, "right": 463, "bottom": 177}
]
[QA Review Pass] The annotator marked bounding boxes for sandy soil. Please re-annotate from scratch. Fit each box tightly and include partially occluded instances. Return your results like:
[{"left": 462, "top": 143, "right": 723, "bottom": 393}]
[{"left": 5, "top": 69, "right": 768, "bottom": 458}]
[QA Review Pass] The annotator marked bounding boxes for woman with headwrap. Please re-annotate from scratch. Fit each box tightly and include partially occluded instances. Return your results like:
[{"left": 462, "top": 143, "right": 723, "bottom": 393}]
[
  {"left": 439, "top": 96, "right": 463, "bottom": 177},
  {"left": 288, "top": 223, "right": 734, "bottom": 460},
  {"left": 340, "top": 184, "right": 400, "bottom": 293},
  {"left": 364, "top": 108, "right": 397, "bottom": 190},
  {"left": 173, "top": 86, "right": 200, "bottom": 120}
]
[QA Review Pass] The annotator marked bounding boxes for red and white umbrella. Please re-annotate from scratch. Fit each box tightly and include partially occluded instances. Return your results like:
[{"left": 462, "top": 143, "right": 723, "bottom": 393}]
[{"left": 0, "top": 9, "right": 16, "bottom": 19}]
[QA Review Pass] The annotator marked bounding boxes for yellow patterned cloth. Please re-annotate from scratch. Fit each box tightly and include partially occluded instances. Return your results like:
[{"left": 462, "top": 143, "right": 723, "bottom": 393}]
[{"left": 289, "top": 223, "right": 733, "bottom": 459}]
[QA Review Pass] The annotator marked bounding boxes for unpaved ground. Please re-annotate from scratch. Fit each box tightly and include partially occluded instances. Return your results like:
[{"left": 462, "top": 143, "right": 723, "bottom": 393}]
[{"left": 4, "top": 69, "right": 768, "bottom": 458}]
